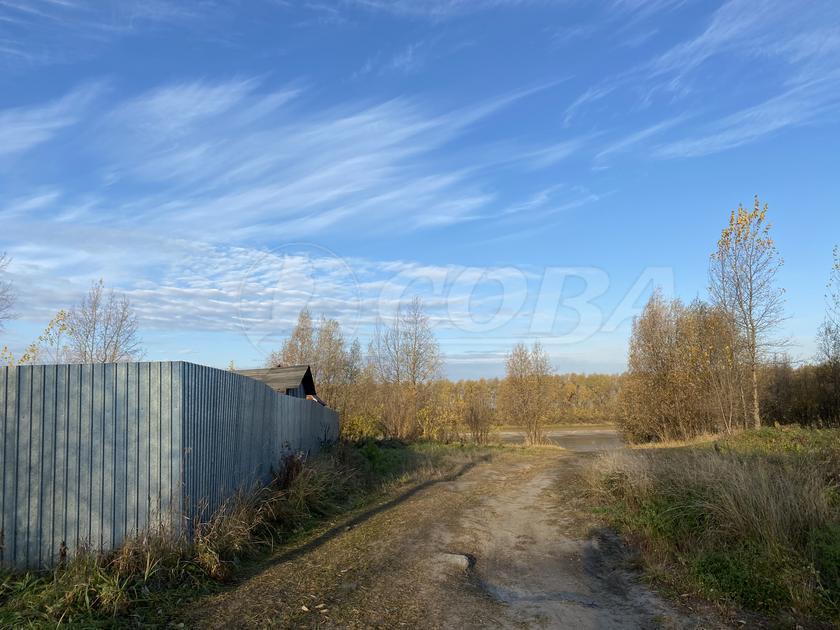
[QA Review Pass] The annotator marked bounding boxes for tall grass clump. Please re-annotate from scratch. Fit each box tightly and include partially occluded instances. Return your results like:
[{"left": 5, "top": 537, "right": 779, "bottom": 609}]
[
  {"left": 0, "top": 439, "right": 460, "bottom": 626},
  {"left": 589, "top": 430, "right": 840, "bottom": 624}
]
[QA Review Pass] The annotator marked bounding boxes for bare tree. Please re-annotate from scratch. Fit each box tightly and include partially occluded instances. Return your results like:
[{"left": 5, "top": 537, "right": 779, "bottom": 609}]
[
  {"left": 369, "top": 297, "right": 441, "bottom": 438},
  {"left": 710, "top": 197, "right": 785, "bottom": 428},
  {"left": 0, "top": 252, "right": 15, "bottom": 331},
  {"left": 66, "top": 280, "right": 143, "bottom": 363},
  {"left": 370, "top": 297, "right": 441, "bottom": 387},
  {"left": 500, "top": 341, "right": 552, "bottom": 445},
  {"left": 818, "top": 246, "right": 840, "bottom": 367},
  {"left": 400, "top": 297, "right": 442, "bottom": 388}
]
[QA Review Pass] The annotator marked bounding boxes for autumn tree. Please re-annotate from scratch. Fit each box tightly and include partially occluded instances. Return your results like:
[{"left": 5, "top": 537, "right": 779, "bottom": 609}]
[
  {"left": 693, "top": 302, "right": 748, "bottom": 434},
  {"left": 1, "top": 311, "right": 72, "bottom": 366},
  {"left": 420, "top": 379, "right": 463, "bottom": 442},
  {"left": 369, "top": 297, "right": 441, "bottom": 438},
  {"left": 818, "top": 246, "right": 840, "bottom": 367},
  {"left": 621, "top": 290, "right": 679, "bottom": 441},
  {"left": 710, "top": 197, "right": 785, "bottom": 428},
  {"left": 621, "top": 290, "right": 749, "bottom": 442},
  {"left": 66, "top": 280, "right": 143, "bottom": 363},
  {"left": 500, "top": 341, "right": 552, "bottom": 445},
  {"left": 266, "top": 308, "right": 368, "bottom": 412},
  {"left": 463, "top": 379, "right": 494, "bottom": 444},
  {"left": 0, "top": 252, "right": 14, "bottom": 331},
  {"left": 267, "top": 308, "right": 315, "bottom": 368},
  {"left": 313, "top": 315, "right": 348, "bottom": 405},
  {"left": 815, "top": 246, "right": 840, "bottom": 423}
]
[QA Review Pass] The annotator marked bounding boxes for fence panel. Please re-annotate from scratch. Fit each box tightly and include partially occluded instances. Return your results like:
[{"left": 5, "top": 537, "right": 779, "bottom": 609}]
[{"left": 0, "top": 361, "right": 339, "bottom": 569}]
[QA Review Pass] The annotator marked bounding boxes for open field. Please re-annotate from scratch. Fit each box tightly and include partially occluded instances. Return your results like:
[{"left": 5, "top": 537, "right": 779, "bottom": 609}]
[{"left": 498, "top": 425, "right": 622, "bottom": 450}]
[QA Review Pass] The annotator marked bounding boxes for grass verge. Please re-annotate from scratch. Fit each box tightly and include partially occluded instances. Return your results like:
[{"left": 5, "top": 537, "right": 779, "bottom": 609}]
[
  {"left": 588, "top": 426, "right": 840, "bottom": 626},
  {"left": 0, "top": 439, "right": 479, "bottom": 628}
]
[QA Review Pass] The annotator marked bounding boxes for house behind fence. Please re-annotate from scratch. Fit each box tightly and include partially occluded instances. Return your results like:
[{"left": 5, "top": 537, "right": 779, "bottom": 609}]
[{"left": 0, "top": 361, "right": 339, "bottom": 570}]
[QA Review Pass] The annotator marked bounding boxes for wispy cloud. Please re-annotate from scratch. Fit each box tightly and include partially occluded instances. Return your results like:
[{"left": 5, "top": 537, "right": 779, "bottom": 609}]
[
  {"left": 559, "top": 0, "right": 840, "bottom": 160},
  {"left": 563, "top": 84, "right": 615, "bottom": 126},
  {"left": 645, "top": 0, "right": 840, "bottom": 92},
  {"left": 2, "top": 77, "right": 570, "bottom": 245},
  {"left": 594, "top": 115, "right": 686, "bottom": 163},
  {"left": 0, "top": 83, "right": 100, "bottom": 158},
  {"left": 0, "top": 0, "right": 220, "bottom": 66},
  {"left": 355, "top": 40, "right": 429, "bottom": 77},
  {"left": 344, "top": 0, "right": 536, "bottom": 20},
  {"left": 521, "top": 139, "right": 588, "bottom": 168},
  {"left": 654, "top": 76, "right": 840, "bottom": 158},
  {"left": 610, "top": 0, "right": 686, "bottom": 23}
]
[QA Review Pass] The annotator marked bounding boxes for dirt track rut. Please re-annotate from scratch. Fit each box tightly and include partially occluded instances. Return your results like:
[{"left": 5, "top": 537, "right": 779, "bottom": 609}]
[{"left": 185, "top": 435, "right": 719, "bottom": 629}]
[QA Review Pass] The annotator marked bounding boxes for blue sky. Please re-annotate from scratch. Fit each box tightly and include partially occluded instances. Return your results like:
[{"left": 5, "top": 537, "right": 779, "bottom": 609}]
[{"left": 1, "top": 0, "right": 839, "bottom": 377}]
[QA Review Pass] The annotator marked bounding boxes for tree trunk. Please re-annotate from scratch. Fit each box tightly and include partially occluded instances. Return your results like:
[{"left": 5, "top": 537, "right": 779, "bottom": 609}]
[{"left": 751, "top": 362, "right": 761, "bottom": 429}]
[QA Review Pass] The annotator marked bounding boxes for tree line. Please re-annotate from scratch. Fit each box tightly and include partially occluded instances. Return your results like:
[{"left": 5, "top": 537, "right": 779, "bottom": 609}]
[
  {"left": 256, "top": 301, "right": 622, "bottom": 444},
  {"left": 0, "top": 261, "right": 622, "bottom": 443},
  {"left": 621, "top": 198, "right": 840, "bottom": 442}
]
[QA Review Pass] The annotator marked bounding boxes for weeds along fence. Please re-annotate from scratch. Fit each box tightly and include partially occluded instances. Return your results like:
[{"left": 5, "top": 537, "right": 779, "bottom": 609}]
[{"left": 0, "top": 361, "right": 339, "bottom": 570}]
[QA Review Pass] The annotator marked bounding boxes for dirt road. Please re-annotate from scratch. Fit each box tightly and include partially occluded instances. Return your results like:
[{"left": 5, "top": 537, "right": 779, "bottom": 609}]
[{"left": 185, "top": 432, "right": 717, "bottom": 629}]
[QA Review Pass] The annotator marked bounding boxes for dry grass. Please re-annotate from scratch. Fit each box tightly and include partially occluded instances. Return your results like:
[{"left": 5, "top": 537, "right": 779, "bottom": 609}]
[{"left": 588, "top": 429, "right": 840, "bottom": 624}]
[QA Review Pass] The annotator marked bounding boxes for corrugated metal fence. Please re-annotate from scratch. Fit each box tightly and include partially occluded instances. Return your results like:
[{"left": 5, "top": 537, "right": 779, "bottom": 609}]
[{"left": 0, "top": 361, "right": 339, "bottom": 569}]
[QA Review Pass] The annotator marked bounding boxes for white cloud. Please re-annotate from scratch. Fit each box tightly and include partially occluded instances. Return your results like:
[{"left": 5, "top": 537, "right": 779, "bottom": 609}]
[
  {"left": 0, "top": 77, "right": 567, "bottom": 246},
  {"left": 654, "top": 76, "right": 840, "bottom": 158},
  {"left": 0, "top": 0, "right": 216, "bottom": 65},
  {"left": 344, "top": 0, "right": 537, "bottom": 20},
  {"left": 594, "top": 115, "right": 686, "bottom": 162},
  {"left": 107, "top": 78, "right": 262, "bottom": 136},
  {"left": 0, "top": 83, "right": 100, "bottom": 157},
  {"left": 563, "top": 84, "right": 615, "bottom": 127},
  {"left": 0, "top": 77, "right": 602, "bottom": 352},
  {"left": 561, "top": 0, "right": 840, "bottom": 160}
]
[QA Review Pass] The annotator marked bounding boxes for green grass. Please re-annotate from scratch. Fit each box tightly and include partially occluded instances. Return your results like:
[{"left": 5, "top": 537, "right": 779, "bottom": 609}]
[
  {"left": 588, "top": 426, "right": 840, "bottom": 625},
  {"left": 718, "top": 425, "right": 840, "bottom": 456},
  {"left": 0, "top": 440, "right": 474, "bottom": 628}
]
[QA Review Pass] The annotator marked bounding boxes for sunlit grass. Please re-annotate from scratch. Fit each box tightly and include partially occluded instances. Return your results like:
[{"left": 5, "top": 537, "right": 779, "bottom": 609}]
[{"left": 588, "top": 427, "right": 840, "bottom": 625}]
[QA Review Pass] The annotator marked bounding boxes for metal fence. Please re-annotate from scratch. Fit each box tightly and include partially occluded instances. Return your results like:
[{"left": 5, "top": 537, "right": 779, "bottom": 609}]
[{"left": 0, "top": 361, "right": 339, "bottom": 569}]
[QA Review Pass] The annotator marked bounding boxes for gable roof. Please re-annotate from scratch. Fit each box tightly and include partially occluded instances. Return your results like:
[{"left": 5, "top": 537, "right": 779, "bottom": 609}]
[{"left": 234, "top": 364, "right": 316, "bottom": 396}]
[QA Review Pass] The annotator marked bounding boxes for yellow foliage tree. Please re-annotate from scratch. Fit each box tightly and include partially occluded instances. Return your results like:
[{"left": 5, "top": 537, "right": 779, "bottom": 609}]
[{"left": 710, "top": 197, "right": 785, "bottom": 428}]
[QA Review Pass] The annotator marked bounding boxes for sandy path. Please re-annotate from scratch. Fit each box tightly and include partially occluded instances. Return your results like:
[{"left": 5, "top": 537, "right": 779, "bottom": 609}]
[{"left": 184, "top": 434, "right": 719, "bottom": 629}]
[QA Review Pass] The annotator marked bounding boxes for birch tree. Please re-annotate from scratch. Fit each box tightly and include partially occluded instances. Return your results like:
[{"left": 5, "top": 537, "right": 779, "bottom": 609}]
[
  {"left": 710, "top": 197, "right": 785, "bottom": 428},
  {"left": 313, "top": 315, "right": 347, "bottom": 406},
  {"left": 66, "top": 280, "right": 143, "bottom": 363},
  {"left": 268, "top": 308, "right": 314, "bottom": 367}
]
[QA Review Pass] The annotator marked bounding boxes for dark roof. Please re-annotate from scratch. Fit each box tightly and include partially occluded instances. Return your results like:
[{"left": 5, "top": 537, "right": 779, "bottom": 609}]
[{"left": 234, "top": 364, "right": 316, "bottom": 396}]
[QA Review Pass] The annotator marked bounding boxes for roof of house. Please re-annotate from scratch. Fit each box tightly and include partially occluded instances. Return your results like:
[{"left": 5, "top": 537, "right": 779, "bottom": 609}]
[{"left": 234, "top": 364, "right": 317, "bottom": 396}]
